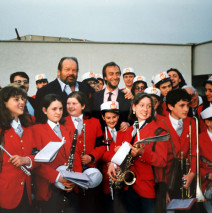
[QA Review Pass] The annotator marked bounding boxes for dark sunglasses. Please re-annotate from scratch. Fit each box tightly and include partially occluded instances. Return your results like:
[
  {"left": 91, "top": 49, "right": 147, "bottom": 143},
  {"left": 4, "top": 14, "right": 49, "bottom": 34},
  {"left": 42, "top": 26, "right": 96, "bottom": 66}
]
[
  {"left": 135, "top": 86, "right": 145, "bottom": 90},
  {"left": 36, "top": 79, "right": 48, "bottom": 84}
]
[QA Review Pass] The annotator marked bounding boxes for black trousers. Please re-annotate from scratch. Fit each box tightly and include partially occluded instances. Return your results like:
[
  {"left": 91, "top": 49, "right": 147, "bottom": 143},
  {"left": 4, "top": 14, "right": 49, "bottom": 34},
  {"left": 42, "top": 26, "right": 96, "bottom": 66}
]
[{"left": 123, "top": 186, "right": 155, "bottom": 213}]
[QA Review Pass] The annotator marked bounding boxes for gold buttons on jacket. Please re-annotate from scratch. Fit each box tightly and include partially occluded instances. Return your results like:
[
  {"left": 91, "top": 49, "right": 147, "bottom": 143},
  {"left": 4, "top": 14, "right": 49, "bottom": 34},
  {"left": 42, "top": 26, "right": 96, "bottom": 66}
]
[
  {"left": 20, "top": 140, "right": 23, "bottom": 143},
  {"left": 22, "top": 147, "right": 24, "bottom": 150},
  {"left": 21, "top": 182, "right": 24, "bottom": 186}
]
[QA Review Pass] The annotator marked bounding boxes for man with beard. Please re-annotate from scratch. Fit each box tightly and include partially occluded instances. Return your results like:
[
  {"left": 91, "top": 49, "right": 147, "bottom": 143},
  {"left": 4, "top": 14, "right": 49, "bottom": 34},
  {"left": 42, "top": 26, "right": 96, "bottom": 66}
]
[
  {"left": 34, "top": 57, "right": 94, "bottom": 122},
  {"left": 92, "top": 61, "right": 132, "bottom": 132}
]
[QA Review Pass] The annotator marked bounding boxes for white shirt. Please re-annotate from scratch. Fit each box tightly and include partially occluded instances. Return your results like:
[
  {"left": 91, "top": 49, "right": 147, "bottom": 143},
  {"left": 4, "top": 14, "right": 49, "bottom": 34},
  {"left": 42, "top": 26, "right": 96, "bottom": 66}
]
[
  {"left": 104, "top": 87, "right": 119, "bottom": 103},
  {"left": 169, "top": 113, "right": 183, "bottom": 131},
  {"left": 71, "top": 114, "right": 83, "bottom": 129},
  {"left": 57, "top": 78, "right": 79, "bottom": 94},
  {"left": 47, "top": 120, "right": 60, "bottom": 131}
]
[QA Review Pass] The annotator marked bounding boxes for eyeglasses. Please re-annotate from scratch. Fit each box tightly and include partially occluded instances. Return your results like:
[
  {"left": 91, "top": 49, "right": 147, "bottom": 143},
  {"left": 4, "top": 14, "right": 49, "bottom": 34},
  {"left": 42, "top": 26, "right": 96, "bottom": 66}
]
[
  {"left": 36, "top": 79, "right": 48, "bottom": 84},
  {"left": 14, "top": 80, "right": 29, "bottom": 85},
  {"left": 135, "top": 86, "right": 145, "bottom": 90}
]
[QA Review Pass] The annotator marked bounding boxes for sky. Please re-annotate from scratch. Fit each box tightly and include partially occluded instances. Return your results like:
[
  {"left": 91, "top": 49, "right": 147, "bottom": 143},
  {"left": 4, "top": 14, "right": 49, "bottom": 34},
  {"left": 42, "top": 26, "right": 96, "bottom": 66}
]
[{"left": 0, "top": 0, "right": 212, "bottom": 44}]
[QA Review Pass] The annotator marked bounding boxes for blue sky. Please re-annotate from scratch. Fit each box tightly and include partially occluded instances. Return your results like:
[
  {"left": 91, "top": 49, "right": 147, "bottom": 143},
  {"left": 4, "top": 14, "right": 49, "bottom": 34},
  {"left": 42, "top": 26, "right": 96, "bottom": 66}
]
[{"left": 0, "top": 0, "right": 212, "bottom": 44}]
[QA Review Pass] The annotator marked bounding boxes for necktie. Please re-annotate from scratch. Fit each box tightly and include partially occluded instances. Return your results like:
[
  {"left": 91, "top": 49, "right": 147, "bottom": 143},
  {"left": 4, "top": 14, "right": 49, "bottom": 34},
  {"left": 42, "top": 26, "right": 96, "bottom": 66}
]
[
  {"left": 54, "top": 125, "right": 63, "bottom": 139},
  {"left": 15, "top": 124, "right": 23, "bottom": 138},
  {"left": 176, "top": 120, "right": 183, "bottom": 137},
  {"left": 75, "top": 118, "right": 83, "bottom": 135},
  {"left": 26, "top": 100, "right": 34, "bottom": 116},
  {"left": 107, "top": 92, "right": 113, "bottom": 101},
  {"left": 65, "top": 85, "right": 72, "bottom": 95},
  {"left": 111, "top": 129, "right": 116, "bottom": 143}
]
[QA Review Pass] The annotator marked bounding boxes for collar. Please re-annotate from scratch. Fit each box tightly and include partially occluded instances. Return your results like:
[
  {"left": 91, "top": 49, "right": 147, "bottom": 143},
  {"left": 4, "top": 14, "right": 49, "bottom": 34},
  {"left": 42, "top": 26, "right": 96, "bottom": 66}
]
[
  {"left": 11, "top": 119, "right": 21, "bottom": 129},
  {"left": 169, "top": 113, "right": 183, "bottom": 130},
  {"left": 71, "top": 114, "right": 83, "bottom": 121},
  {"left": 138, "top": 120, "right": 146, "bottom": 129},
  {"left": 108, "top": 126, "right": 116, "bottom": 133},
  {"left": 207, "top": 129, "right": 212, "bottom": 141},
  {"left": 57, "top": 78, "right": 79, "bottom": 92},
  {"left": 105, "top": 87, "right": 119, "bottom": 96},
  {"left": 47, "top": 120, "right": 60, "bottom": 130}
]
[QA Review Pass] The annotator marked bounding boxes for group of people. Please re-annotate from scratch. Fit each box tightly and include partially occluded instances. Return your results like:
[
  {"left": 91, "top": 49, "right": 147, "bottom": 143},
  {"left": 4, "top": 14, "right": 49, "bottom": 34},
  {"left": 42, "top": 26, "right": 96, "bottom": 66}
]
[{"left": 0, "top": 56, "right": 212, "bottom": 213}]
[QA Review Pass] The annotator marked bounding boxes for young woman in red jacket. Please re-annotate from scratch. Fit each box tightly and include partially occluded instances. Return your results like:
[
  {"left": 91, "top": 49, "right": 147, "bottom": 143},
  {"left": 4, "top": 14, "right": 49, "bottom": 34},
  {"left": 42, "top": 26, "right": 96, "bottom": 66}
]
[
  {"left": 0, "top": 86, "right": 35, "bottom": 213},
  {"left": 64, "top": 91, "right": 105, "bottom": 213},
  {"left": 108, "top": 93, "right": 168, "bottom": 213},
  {"left": 33, "top": 94, "right": 82, "bottom": 213}
]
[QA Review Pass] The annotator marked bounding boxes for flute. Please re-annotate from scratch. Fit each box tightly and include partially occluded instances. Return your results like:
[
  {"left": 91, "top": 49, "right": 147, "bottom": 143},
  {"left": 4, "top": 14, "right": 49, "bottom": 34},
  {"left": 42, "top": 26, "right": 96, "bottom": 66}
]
[
  {"left": 0, "top": 145, "right": 31, "bottom": 176},
  {"left": 105, "top": 126, "right": 109, "bottom": 151}
]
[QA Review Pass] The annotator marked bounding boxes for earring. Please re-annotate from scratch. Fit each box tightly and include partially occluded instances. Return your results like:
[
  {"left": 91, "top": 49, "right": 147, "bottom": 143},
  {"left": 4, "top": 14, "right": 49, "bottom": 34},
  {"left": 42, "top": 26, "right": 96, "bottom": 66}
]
[{"left": 133, "top": 110, "right": 135, "bottom": 114}]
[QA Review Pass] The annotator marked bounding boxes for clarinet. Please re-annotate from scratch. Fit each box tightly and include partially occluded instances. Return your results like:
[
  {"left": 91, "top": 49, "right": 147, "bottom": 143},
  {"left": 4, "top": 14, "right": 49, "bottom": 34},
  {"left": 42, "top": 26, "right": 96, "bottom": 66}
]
[{"left": 66, "top": 129, "right": 78, "bottom": 171}]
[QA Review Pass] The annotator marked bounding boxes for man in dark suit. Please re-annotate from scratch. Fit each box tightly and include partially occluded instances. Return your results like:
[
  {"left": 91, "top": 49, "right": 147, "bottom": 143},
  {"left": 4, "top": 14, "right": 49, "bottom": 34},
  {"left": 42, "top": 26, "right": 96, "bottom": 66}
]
[
  {"left": 10, "top": 71, "right": 35, "bottom": 116},
  {"left": 92, "top": 61, "right": 132, "bottom": 131},
  {"left": 35, "top": 57, "right": 94, "bottom": 122}
]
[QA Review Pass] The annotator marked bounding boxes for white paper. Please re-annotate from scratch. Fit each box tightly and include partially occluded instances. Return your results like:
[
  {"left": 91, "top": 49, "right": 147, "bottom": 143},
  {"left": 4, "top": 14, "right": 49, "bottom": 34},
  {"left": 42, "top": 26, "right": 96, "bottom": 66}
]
[
  {"left": 34, "top": 139, "right": 66, "bottom": 162},
  {"left": 111, "top": 142, "right": 131, "bottom": 165}
]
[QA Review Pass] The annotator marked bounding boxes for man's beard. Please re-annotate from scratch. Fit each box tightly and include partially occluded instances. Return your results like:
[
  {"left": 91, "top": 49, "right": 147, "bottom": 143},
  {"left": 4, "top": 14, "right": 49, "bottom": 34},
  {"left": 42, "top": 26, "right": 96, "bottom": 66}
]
[
  {"left": 107, "top": 80, "right": 119, "bottom": 90},
  {"left": 63, "top": 75, "right": 77, "bottom": 86}
]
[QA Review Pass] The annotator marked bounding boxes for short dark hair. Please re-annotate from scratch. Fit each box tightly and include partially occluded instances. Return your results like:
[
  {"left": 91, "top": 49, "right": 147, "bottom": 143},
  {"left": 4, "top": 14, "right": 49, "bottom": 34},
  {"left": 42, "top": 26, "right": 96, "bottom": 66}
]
[
  {"left": 41, "top": 94, "right": 65, "bottom": 124},
  {"left": 67, "top": 91, "right": 91, "bottom": 118},
  {"left": 58, "top": 57, "right": 79, "bottom": 71},
  {"left": 167, "top": 68, "right": 187, "bottom": 88},
  {"left": 128, "top": 93, "right": 155, "bottom": 122},
  {"left": 102, "top": 62, "right": 121, "bottom": 80},
  {"left": 166, "top": 89, "right": 191, "bottom": 111},
  {"left": 155, "top": 78, "right": 172, "bottom": 89},
  {"left": 10, "top": 72, "right": 29, "bottom": 83}
]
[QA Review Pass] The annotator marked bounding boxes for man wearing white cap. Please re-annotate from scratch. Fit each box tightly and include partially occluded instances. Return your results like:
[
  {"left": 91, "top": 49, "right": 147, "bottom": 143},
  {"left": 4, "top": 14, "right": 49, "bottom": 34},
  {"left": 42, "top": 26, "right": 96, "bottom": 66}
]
[
  {"left": 32, "top": 74, "right": 48, "bottom": 99},
  {"left": 199, "top": 106, "right": 212, "bottom": 213},
  {"left": 122, "top": 67, "right": 136, "bottom": 91},
  {"left": 81, "top": 71, "right": 99, "bottom": 91}
]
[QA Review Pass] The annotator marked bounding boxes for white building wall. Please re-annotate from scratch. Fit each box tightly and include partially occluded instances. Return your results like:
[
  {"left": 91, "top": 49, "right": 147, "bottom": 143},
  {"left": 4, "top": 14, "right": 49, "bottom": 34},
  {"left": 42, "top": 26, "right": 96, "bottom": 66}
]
[{"left": 0, "top": 41, "right": 192, "bottom": 96}]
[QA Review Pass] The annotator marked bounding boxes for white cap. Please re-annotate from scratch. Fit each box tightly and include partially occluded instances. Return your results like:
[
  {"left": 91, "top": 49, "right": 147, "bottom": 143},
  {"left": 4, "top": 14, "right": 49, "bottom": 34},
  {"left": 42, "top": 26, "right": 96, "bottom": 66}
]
[
  {"left": 152, "top": 72, "right": 170, "bottom": 85},
  {"left": 123, "top": 67, "right": 136, "bottom": 76},
  {"left": 206, "top": 75, "right": 212, "bottom": 83},
  {"left": 81, "top": 72, "right": 98, "bottom": 82},
  {"left": 83, "top": 168, "right": 103, "bottom": 188},
  {"left": 144, "top": 87, "right": 161, "bottom": 97},
  {"left": 95, "top": 73, "right": 103, "bottom": 80},
  {"left": 35, "top": 74, "right": 48, "bottom": 81},
  {"left": 100, "top": 101, "right": 119, "bottom": 112},
  {"left": 133, "top": 75, "right": 147, "bottom": 84},
  {"left": 200, "top": 106, "right": 212, "bottom": 120}
]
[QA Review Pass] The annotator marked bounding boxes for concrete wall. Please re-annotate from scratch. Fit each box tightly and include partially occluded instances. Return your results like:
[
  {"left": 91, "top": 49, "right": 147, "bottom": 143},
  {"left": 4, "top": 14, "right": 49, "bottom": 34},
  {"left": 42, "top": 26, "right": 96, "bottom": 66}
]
[
  {"left": 193, "top": 41, "right": 212, "bottom": 76},
  {"left": 0, "top": 41, "right": 192, "bottom": 96}
]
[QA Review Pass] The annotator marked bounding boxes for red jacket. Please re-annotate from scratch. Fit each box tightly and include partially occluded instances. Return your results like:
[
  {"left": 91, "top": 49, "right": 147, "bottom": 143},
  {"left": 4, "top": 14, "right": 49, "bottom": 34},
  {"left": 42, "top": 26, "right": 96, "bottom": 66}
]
[
  {"left": 0, "top": 126, "right": 36, "bottom": 209},
  {"left": 158, "top": 116, "right": 197, "bottom": 183},
  {"left": 64, "top": 116, "right": 106, "bottom": 167},
  {"left": 101, "top": 130, "right": 126, "bottom": 194},
  {"left": 124, "top": 121, "right": 168, "bottom": 198},
  {"left": 33, "top": 123, "right": 82, "bottom": 201},
  {"left": 199, "top": 131, "right": 212, "bottom": 192}
]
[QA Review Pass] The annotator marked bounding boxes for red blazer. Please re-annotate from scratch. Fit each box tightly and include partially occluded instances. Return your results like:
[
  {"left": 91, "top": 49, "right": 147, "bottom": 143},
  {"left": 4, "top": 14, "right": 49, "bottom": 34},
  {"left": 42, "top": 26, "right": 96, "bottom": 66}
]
[
  {"left": 197, "top": 105, "right": 207, "bottom": 133},
  {"left": 0, "top": 126, "right": 35, "bottom": 209},
  {"left": 124, "top": 121, "right": 168, "bottom": 199},
  {"left": 33, "top": 123, "right": 82, "bottom": 201},
  {"left": 199, "top": 131, "right": 212, "bottom": 192},
  {"left": 158, "top": 116, "right": 197, "bottom": 183},
  {"left": 101, "top": 130, "right": 126, "bottom": 194},
  {"left": 161, "top": 102, "right": 169, "bottom": 116},
  {"left": 64, "top": 116, "right": 106, "bottom": 167}
]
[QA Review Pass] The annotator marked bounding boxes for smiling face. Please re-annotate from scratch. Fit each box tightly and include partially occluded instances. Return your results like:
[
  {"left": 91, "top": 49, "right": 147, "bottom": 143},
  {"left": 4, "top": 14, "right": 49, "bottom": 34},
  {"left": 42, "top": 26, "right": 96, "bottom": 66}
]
[
  {"left": 102, "top": 112, "right": 119, "bottom": 129},
  {"left": 66, "top": 97, "right": 85, "bottom": 117},
  {"left": 104, "top": 66, "right": 120, "bottom": 90},
  {"left": 132, "top": 97, "right": 152, "bottom": 122},
  {"left": 42, "top": 100, "right": 63, "bottom": 123},
  {"left": 58, "top": 59, "right": 78, "bottom": 86},
  {"left": 134, "top": 82, "right": 146, "bottom": 95},
  {"left": 5, "top": 95, "right": 26, "bottom": 121},
  {"left": 168, "top": 71, "right": 181, "bottom": 89},
  {"left": 168, "top": 100, "right": 189, "bottom": 120},
  {"left": 205, "top": 83, "right": 212, "bottom": 102}
]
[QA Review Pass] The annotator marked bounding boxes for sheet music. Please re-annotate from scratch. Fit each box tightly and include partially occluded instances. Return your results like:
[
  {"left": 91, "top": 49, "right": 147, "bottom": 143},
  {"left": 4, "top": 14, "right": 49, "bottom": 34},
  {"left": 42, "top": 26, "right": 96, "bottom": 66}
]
[
  {"left": 166, "top": 198, "right": 196, "bottom": 210},
  {"left": 34, "top": 139, "right": 66, "bottom": 162}
]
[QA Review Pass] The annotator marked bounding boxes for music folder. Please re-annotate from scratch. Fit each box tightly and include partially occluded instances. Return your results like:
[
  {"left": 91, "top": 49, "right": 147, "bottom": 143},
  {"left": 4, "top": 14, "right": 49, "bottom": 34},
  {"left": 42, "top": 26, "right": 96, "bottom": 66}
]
[
  {"left": 166, "top": 198, "right": 197, "bottom": 210},
  {"left": 59, "top": 170, "right": 91, "bottom": 189},
  {"left": 34, "top": 138, "right": 66, "bottom": 163}
]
